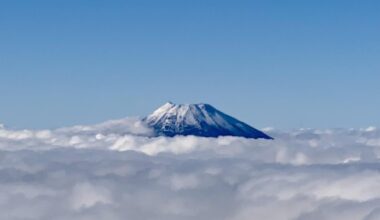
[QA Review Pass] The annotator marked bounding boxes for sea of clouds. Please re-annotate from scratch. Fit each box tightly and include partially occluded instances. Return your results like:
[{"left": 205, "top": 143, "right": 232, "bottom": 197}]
[{"left": 1, "top": 118, "right": 380, "bottom": 220}]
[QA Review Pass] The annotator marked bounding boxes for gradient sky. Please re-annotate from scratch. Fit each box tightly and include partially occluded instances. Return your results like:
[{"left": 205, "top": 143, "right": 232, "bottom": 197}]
[{"left": 1, "top": 0, "right": 379, "bottom": 129}]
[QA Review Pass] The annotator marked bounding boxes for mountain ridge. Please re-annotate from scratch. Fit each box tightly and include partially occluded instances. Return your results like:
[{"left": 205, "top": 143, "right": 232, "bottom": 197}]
[{"left": 143, "top": 102, "right": 273, "bottom": 139}]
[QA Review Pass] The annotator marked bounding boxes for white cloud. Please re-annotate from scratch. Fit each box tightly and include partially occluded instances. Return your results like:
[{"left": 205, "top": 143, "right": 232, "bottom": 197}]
[
  {"left": 0, "top": 119, "right": 380, "bottom": 219},
  {"left": 70, "top": 182, "right": 113, "bottom": 210},
  {"left": 169, "top": 174, "right": 200, "bottom": 191}
]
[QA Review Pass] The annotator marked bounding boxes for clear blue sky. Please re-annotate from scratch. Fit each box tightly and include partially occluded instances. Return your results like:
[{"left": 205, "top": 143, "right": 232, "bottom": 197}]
[{"left": 1, "top": 0, "right": 379, "bottom": 129}]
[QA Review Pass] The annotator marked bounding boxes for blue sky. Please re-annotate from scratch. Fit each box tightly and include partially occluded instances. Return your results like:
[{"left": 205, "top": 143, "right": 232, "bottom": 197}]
[{"left": 1, "top": 0, "right": 379, "bottom": 129}]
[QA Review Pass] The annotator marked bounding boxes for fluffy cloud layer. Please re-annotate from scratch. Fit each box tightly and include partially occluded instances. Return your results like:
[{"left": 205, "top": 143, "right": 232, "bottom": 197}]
[{"left": 0, "top": 118, "right": 380, "bottom": 220}]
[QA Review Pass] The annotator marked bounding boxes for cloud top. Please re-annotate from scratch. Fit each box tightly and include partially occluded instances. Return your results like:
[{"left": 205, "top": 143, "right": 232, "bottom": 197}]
[{"left": 0, "top": 119, "right": 379, "bottom": 219}]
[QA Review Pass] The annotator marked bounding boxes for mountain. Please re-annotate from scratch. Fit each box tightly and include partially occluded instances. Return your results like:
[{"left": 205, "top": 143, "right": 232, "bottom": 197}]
[{"left": 143, "top": 102, "right": 273, "bottom": 139}]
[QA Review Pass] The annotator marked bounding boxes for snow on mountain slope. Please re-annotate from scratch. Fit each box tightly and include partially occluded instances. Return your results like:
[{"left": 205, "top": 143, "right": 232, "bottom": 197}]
[{"left": 143, "top": 102, "right": 273, "bottom": 139}]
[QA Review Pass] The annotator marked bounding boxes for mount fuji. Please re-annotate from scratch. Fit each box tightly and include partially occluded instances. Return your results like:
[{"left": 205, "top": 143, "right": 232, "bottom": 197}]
[{"left": 143, "top": 102, "right": 273, "bottom": 139}]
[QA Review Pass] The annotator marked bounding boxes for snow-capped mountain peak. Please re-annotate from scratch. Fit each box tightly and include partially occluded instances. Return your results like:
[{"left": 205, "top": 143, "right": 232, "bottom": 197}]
[{"left": 143, "top": 102, "right": 273, "bottom": 139}]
